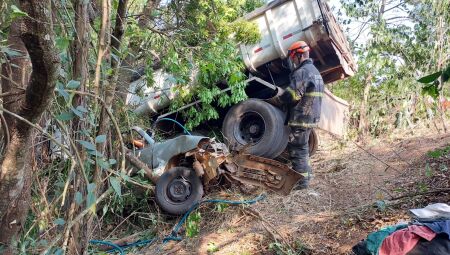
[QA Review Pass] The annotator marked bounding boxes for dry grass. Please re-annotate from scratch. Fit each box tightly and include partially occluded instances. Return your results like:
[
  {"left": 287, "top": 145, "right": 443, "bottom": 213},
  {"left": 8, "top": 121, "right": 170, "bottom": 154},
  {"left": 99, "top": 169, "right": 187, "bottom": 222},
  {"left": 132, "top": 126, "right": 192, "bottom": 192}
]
[{"left": 136, "top": 126, "right": 450, "bottom": 255}]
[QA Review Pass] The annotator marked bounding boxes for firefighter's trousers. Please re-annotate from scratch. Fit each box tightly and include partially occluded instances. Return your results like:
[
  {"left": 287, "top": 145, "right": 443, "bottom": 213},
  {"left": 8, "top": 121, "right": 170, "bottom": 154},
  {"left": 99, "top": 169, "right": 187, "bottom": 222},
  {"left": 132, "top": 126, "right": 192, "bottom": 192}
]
[{"left": 287, "top": 127, "right": 311, "bottom": 177}]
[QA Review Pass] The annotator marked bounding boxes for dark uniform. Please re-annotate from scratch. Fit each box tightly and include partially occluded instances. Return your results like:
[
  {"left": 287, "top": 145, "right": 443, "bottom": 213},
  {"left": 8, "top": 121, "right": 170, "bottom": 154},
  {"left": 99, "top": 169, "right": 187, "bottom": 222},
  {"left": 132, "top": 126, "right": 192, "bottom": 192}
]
[{"left": 282, "top": 58, "right": 324, "bottom": 185}]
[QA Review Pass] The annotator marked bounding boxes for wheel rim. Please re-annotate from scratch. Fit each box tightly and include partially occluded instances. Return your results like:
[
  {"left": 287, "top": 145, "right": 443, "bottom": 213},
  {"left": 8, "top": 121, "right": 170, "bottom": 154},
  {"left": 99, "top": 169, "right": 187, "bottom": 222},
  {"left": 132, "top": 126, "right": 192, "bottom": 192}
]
[
  {"left": 235, "top": 111, "right": 266, "bottom": 144},
  {"left": 167, "top": 177, "right": 192, "bottom": 203}
]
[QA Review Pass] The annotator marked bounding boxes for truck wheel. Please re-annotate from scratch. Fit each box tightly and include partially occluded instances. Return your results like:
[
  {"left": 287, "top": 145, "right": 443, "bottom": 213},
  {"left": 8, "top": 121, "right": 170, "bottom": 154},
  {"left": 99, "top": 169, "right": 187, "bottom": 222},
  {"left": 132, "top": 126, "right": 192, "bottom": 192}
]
[
  {"left": 222, "top": 99, "right": 289, "bottom": 158},
  {"left": 155, "top": 167, "right": 203, "bottom": 215},
  {"left": 309, "top": 129, "right": 319, "bottom": 156}
]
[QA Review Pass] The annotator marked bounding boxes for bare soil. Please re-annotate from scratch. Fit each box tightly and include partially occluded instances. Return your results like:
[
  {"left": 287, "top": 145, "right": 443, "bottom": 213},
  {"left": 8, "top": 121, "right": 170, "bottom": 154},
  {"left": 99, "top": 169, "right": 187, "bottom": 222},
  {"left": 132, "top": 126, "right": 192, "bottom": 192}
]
[{"left": 144, "top": 125, "right": 450, "bottom": 255}]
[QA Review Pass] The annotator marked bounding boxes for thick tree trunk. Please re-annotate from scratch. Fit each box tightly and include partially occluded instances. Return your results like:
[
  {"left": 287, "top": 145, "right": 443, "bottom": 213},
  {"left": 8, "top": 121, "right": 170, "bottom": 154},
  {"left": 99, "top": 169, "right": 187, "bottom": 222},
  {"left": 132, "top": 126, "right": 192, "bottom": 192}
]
[{"left": 0, "top": 1, "right": 60, "bottom": 253}]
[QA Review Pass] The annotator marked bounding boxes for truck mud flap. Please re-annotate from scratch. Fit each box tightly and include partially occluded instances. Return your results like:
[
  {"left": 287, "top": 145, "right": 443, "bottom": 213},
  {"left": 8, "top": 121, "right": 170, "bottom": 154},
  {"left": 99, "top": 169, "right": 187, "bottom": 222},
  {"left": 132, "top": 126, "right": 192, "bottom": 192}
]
[{"left": 224, "top": 153, "right": 303, "bottom": 195}]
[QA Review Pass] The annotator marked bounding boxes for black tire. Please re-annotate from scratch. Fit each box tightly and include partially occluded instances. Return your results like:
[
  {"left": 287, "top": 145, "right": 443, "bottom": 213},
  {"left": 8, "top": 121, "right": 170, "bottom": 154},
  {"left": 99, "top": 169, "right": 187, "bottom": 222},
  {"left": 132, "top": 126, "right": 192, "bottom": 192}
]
[
  {"left": 309, "top": 129, "right": 319, "bottom": 156},
  {"left": 155, "top": 167, "right": 203, "bottom": 215},
  {"left": 222, "top": 99, "right": 289, "bottom": 158}
]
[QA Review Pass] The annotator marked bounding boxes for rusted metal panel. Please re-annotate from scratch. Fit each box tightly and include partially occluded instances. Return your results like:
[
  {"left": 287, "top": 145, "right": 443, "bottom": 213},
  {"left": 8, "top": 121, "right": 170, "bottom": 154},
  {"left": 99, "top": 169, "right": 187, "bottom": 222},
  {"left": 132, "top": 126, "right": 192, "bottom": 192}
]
[
  {"left": 224, "top": 153, "right": 302, "bottom": 195},
  {"left": 134, "top": 134, "right": 301, "bottom": 195}
]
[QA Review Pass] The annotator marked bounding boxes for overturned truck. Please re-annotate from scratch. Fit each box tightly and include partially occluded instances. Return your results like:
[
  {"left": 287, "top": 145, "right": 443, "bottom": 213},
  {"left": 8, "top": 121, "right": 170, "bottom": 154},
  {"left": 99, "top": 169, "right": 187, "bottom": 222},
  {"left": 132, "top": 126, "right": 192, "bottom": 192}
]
[
  {"left": 127, "top": 0, "right": 356, "bottom": 159},
  {"left": 128, "top": 0, "right": 357, "bottom": 215}
]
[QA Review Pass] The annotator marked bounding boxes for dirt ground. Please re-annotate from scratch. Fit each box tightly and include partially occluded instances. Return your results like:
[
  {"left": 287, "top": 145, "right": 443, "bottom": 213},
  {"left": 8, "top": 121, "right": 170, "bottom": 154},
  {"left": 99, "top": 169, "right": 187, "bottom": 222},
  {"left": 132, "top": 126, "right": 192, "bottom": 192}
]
[{"left": 144, "top": 124, "right": 450, "bottom": 255}]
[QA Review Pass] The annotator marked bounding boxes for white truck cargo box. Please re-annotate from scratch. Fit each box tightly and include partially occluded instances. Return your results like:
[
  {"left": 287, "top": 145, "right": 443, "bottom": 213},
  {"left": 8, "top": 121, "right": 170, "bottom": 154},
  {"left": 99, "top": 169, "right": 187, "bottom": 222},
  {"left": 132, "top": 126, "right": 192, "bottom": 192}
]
[{"left": 240, "top": 0, "right": 356, "bottom": 84}]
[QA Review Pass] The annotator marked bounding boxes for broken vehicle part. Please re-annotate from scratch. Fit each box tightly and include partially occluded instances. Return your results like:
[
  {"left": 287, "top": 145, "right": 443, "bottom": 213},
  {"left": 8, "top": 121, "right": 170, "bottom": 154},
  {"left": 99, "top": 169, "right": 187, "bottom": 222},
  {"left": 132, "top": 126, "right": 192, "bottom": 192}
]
[
  {"left": 128, "top": 130, "right": 302, "bottom": 214},
  {"left": 224, "top": 153, "right": 303, "bottom": 196},
  {"left": 155, "top": 166, "right": 204, "bottom": 215}
]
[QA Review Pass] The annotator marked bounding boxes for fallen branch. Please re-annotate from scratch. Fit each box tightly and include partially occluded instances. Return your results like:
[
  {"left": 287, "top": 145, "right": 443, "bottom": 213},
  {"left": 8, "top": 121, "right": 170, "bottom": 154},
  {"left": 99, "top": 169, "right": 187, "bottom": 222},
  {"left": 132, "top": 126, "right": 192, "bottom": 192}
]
[
  {"left": 341, "top": 188, "right": 450, "bottom": 216},
  {"left": 97, "top": 232, "right": 143, "bottom": 251},
  {"left": 125, "top": 150, "right": 159, "bottom": 184},
  {"left": 390, "top": 188, "right": 450, "bottom": 201},
  {"left": 243, "top": 207, "right": 294, "bottom": 252}
]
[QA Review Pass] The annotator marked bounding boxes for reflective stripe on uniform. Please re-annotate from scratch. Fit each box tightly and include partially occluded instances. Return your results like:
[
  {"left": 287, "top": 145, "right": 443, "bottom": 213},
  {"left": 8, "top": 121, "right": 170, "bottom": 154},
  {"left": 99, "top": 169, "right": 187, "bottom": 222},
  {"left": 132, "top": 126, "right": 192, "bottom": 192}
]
[
  {"left": 288, "top": 121, "right": 318, "bottom": 128},
  {"left": 304, "top": 92, "right": 324, "bottom": 97},
  {"left": 299, "top": 172, "right": 310, "bottom": 177},
  {"left": 286, "top": 87, "right": 300, "bottom": 101}
]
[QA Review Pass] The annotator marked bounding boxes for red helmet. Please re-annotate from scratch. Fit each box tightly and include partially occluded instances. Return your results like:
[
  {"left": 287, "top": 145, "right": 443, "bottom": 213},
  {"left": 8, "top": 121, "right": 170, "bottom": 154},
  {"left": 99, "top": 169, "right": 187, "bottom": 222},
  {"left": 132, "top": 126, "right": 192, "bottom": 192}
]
[{"left": 288, "top": 41, "right": 310, "bottom": 59}]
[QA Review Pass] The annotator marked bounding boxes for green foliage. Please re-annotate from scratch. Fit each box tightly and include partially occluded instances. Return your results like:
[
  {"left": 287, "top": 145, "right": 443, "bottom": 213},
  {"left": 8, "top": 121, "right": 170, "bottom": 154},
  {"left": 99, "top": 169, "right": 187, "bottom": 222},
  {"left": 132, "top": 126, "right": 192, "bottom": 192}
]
[
  {"left": 215, "top": 202, "right": 229, "bottom": 212},
  {"left": 124, "top": 0, "right": 261, "bottom": 129},
  {"left": 425, "top": 163, "right": 433, "bottom": 177},
  {"left": 418, "top": 71, "right": 443, "bottom": 84},
  {"left": 333, "top": 0, "right": 450, "bottom": 137},
  {"left": 207, "top": 242, "right": 219, "bottom": 253},
  {"left": 109, "top": 177, "right": 122, "bottom": 197},
  {"left": 427, "top": 145, "right": 450, "bottom": 158},
  {"left": 186, "top": 211, "right": 202, "bottom": 238},
  {"left": 418, "top": 65, "right": 450, "bottom": 98},
  {"left": 269, "top": 240, "right": 311, "bottom": 255}
]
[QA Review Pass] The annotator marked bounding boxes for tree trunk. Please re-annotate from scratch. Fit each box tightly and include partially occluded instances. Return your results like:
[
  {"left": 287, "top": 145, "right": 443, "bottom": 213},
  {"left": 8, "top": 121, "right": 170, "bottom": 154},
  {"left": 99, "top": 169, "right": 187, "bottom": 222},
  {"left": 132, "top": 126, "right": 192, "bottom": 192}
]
[
  {"left": 71, "top": 0, "right": 89, "bottom": 101},
  {"left": 96, "top": 0, "right": 128, "bottom": 160},
  {"left": 66, "top": 0, "right": 90, "bottom": 253},
  {"left": 115, "top": 0, "right": 162, "bottom": 102},
  {"left": 359, "top": 73, "right": 372, "bottom": 140},
  {"left": 93, "top": 0, "right": 111, "bottom": 96},
  {"left": 0, "top": 1, "right": 60, "bottom": 253}
]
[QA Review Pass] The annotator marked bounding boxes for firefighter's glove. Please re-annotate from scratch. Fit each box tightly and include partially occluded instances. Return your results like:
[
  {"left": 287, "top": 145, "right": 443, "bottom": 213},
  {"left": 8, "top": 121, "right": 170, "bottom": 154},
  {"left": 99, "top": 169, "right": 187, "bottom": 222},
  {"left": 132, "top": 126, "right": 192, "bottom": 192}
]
[{"left": 280, "top": 87, "right": 300, "bottom": 105}]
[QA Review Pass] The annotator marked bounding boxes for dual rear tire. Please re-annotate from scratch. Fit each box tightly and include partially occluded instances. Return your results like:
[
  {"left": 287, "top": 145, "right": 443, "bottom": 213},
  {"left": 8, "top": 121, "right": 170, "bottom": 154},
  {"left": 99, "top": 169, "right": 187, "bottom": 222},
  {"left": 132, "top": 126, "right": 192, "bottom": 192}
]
[
  {"left": 222, "top": 99, "right": 318, "bottom": 158},
  {"left": 222, "top": 99, "right": 289, "bottom": 158}
]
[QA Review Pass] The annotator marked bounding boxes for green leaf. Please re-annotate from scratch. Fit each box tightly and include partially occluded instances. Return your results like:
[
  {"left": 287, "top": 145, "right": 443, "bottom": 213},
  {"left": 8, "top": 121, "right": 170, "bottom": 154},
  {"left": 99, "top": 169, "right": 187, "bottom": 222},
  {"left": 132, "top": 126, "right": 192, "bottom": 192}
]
[
  {"left": 186, "top": 211, "right": 201, "bottom": 238},
  {"left": 102, "top": 205, "right": 109, "bottom": 216},
  {"left": 77, "top": 140, "right": 96, "bottom": 151},
  {"left": 10, "top": 5, "right": 28, "bottom": 20},
  {"left": 207, "top": 242, "right": 219, "bottom": 253},
  {"left": 138, "top": 169, "right": 146, "bottom": 177},
  {"left": 86, "top": 183, "right": 97, "bottom": 213},
  {"left": 96, "top": 158, "right": 110, "bottom": 170},
  {"left": 56, "top": 112, "right": 74, "bottom": 121},
  {"left": 71, "top": 107, "right": 83, "bottom": 118},
  {"left": 75, "top": 192, "right": 83, "bottom": 205},
  {"left": 417, "top": 71, "right": 442, "bottom": 84},
  {"left": 56, "top": 37, "right": 70, "bottom": 51},
  {"left": 120, "top": 172, "right": 130, "bottom": 182},
  {"left": 425, "top": 163, "right": 433, "bottom": 177},
  {"left": 110, "top": 177, "right": 121, "bottom": 197},
  {"left": 95, "top": 135, "right": 107, "bottom": 143},
  {"left": 1, "top": 47, "right": 22, "bottom": 57},
  {"left": 87, "top": 149, "right": 103, "bottom": 157},
  {"left": 109, "top": 159, "right": 117, "bottom": 165},
  {"left": 422, "top": 83, "right": 440, "bottom": 99},
  {"left": 86, "top": 191, "right": 96, "bottom": 213},
  {"left": 428, "top": 149, "right": 443, "bottom": 158},
  {"left": 53, "top": 248, "right": 64, "bottom": 255},
  {"left": 54, "top": 218, "right": 65, "bottom": 226},
  {"left": 56, "top": 81, "right": 69, "bottom": 101},
  {"left": 76, "top": 105, "right": 88, "bottom": 113},
  {"left": 215, "top": 203, "right": 228, "bottom": 213},
  {"left": 442, "top": 65, "right": 450, "bottom": 82},
  {"left": 67, "top": 80, "right": 81, "bottom": 89},
  {"left": 87, "top": 183, "right": 96, "bottom": 193}
]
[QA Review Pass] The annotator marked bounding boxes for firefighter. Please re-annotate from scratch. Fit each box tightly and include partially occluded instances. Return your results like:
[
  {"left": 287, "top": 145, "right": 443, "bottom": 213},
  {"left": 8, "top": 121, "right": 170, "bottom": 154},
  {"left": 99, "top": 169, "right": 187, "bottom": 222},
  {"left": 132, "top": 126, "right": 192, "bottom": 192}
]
[{"left": 280, "top": 41, "right": 324, "bottom": 189}]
